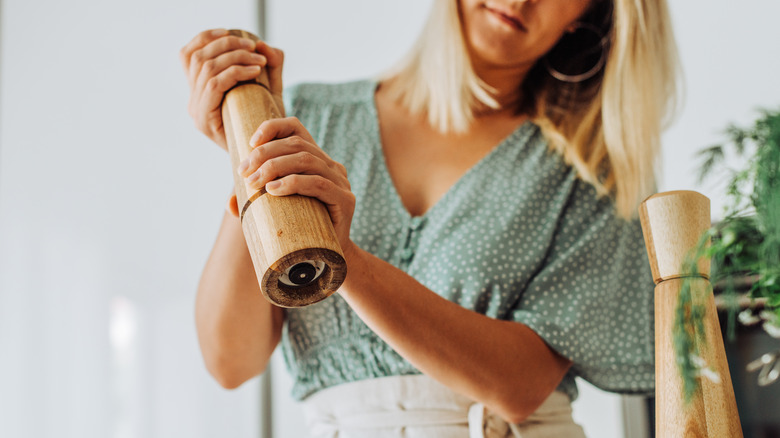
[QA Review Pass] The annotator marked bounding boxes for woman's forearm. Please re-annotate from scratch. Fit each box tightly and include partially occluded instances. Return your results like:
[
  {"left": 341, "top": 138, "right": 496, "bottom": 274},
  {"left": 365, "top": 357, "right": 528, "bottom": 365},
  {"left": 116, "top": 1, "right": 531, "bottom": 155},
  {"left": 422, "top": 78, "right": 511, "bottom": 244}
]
[
  {"left": 196, "top": 211, "right": 284, "bottom": 389},
  {"left": 338, "top": 244, "right": 571, "bottom": 423}
]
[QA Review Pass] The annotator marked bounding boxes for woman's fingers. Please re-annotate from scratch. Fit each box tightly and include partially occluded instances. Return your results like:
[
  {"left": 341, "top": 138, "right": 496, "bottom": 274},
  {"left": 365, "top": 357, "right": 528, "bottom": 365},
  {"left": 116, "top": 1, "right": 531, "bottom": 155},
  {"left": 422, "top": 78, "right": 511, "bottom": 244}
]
[
  {"left": 266, "top": 174, "right": 351, "bottom": 203},
  {"left": 250, "top": 117, "right": 316, "bottom": 148},
  {"left": 230, "top": 115, "right": 354, "bottom": 247},
  {"left": 244, "top": 151, "right": 349, "bottom": 192},
  {"left": 239, "top": 135, "right": 329, "bottom": 176},
  {"left": 192, "top": 55, "right": 263, "bottom": 134},
  {"left": 181, "top": 29, "right": 286, "bottom": 149},
  {"left": 188, "top": 64, "right": 263, "bottom": 148},
  {"left": 194, "top": 49, "right": 267, "bottom": 94},
  {"left": 189, "top": 36, "right": 257, "bottom": 88},
  {"left": 179, "top": 28, "right": 228, "bottom": 80},
  {"left": 265, "top": 174, "right": 356, "bottom": 241},
  {"left": 239, "top": 118, "right": 326, "bottom": 177},
  {"left": 197, "top": 64, "right": 263, "bottom": 115}
]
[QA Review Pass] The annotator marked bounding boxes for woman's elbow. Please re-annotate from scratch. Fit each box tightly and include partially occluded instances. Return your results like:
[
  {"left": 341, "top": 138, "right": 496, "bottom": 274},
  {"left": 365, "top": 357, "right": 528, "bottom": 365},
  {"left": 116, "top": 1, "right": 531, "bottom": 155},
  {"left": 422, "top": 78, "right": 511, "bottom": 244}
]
[
  {"left": 491, "top": 365, "right": 572, "bottom": 424},
  {"left": 492, "top": 394, "right": 545, "bottom": 425},
  {"left": 204, "top": 354, "right": 266, "bottom": 390},
  {"left": 213, "top": 373, "right": 252, "bottom": 390}
]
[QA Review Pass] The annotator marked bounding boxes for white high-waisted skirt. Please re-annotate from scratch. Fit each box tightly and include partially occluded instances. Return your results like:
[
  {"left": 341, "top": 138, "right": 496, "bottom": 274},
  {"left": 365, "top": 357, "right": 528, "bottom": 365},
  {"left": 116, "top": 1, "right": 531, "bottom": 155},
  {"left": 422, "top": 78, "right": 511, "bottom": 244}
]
[{"left": 302, "top": 375, "right": 587, "bottom": 438}]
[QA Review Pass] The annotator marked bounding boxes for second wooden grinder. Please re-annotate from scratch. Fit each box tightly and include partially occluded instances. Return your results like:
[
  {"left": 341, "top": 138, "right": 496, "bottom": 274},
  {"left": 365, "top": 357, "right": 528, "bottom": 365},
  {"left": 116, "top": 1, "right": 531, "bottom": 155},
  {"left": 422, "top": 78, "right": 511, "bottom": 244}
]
[
  {"left": 221, "top": 30, "right": 346, "bottom": 308},
  {"left": 639, "top": 191, "right": 742, "bottom": 437}
]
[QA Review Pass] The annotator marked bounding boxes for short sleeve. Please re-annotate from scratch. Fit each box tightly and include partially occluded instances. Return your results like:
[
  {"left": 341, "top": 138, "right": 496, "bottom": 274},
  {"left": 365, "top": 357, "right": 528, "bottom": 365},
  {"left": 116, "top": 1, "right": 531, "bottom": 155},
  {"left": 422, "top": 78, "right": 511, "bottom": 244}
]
[{"left": 512, "top": 181, "right": 656, "bottom": 394}]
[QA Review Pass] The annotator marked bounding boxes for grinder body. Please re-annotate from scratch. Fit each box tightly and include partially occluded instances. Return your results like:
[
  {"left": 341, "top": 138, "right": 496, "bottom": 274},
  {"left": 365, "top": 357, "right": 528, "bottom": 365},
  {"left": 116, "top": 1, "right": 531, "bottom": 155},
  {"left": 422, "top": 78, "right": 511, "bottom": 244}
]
[{"left": 221, "top": 30, "right": 346, "bottom": 308}]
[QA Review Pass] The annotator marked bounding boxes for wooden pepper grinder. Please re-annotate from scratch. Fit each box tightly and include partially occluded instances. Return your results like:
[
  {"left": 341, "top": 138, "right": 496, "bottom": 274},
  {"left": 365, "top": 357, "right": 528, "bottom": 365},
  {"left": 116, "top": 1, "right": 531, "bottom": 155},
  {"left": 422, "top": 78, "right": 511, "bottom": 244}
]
[
  {"left": 221, "top": 29, "right": 346, "bottom": 308},
  {"left": 639, "top": 191, "right": 742, "bottom": 437}
]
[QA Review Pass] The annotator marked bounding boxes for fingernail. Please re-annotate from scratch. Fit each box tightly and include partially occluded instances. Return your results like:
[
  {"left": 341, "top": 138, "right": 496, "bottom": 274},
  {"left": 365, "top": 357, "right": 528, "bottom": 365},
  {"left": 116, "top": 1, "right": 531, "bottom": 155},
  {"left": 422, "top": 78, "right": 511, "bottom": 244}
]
[
  {"left": 242, "top": 38, "right": 255, "bottom": 49},
  {"left": 238, "top": 160, "right": 248, "bottom": 174},
  {"left": 211, "top": 29, "right": 228, "bottom": 37},
  {"left": 250, "top": 130, "right": 262, "bottom": 146},
  {"left": 248, "top": 170, "right": 261, "bottom": 182},
  {"left": 266, "top": 180, "right": 281, "bottom": 191}
]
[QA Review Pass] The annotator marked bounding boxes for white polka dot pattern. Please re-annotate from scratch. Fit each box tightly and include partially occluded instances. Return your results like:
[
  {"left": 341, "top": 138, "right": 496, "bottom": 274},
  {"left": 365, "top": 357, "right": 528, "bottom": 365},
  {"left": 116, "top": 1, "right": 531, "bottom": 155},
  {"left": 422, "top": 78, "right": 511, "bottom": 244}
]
[{"left": 279, "top": 80, "right": 656, "bottom": 402}]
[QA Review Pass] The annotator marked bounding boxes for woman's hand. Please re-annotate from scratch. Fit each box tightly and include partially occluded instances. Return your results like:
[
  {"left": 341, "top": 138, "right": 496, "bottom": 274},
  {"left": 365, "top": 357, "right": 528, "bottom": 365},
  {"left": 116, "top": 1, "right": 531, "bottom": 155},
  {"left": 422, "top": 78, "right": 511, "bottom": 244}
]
[
  {"left": 179, "top": 29, "right": 284, "bottom": 150},
  {"left": 238, "top": 117, "right": 357, "bottom": 253}
]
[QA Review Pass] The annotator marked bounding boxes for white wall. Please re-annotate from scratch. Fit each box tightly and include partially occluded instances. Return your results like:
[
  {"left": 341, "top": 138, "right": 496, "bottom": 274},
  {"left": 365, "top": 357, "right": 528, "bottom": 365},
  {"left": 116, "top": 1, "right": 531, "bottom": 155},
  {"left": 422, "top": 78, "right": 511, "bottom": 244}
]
[
  {"left": 662, "top": 2, "right": 780, "bottom": 218},
  {"left": 0, "top": 1, "right": 265, "bottom": 437}
]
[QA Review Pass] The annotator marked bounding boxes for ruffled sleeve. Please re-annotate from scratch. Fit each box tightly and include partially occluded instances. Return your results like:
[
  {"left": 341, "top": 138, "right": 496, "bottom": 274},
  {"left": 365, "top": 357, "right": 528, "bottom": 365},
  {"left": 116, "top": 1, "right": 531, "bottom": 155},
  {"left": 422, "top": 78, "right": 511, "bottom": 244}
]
[{"left": 512, "top": 181, "right": 656, "bottom": 394}]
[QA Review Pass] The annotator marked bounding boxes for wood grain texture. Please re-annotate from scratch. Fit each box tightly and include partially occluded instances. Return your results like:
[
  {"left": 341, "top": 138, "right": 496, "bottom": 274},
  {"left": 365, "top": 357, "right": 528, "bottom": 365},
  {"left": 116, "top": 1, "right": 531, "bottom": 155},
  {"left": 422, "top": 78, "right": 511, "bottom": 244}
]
[
  {"left": 221, "top": 30, "right": 346, "bottom": 308},
  {"left": 639, "top": 190, "right": 711, "bottom": 282},
  {"left": 655, "top": 279, "right": 708, "bottom": 437},
  {"left": 640, "top": 191, "right": 743, "bottom": 437},
  {"left": 698, "top": 284, "right": 743, "bottom": 437}
]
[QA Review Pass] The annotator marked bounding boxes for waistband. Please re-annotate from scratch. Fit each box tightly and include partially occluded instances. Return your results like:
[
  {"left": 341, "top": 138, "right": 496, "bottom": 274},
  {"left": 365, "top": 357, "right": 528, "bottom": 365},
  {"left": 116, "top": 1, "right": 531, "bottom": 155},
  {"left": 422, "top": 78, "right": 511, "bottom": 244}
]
[{"left": 301, "top": 374, "right": 586, "bottom": 438}]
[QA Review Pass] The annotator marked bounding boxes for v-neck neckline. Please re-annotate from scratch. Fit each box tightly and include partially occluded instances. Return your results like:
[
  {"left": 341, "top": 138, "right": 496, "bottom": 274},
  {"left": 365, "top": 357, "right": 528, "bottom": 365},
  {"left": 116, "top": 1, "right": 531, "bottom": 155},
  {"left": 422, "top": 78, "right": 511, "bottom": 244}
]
[{"left": 365, "top": 80, "right": 535, "bottom": 222}]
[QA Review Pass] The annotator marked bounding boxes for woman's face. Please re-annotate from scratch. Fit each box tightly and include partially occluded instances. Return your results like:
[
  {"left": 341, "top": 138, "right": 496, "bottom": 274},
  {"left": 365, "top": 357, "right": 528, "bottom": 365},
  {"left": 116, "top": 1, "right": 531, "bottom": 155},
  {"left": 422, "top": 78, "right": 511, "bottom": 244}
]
[{"left": 459, "top": 0, "right": 593, "bottom": 72}]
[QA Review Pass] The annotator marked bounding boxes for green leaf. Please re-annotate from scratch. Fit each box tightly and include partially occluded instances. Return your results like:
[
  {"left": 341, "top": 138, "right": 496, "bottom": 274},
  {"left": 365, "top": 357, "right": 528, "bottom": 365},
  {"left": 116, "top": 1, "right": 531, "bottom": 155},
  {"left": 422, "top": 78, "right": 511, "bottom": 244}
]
[{"left": 682, "top": 106, "right": 780, "bottom": 400}]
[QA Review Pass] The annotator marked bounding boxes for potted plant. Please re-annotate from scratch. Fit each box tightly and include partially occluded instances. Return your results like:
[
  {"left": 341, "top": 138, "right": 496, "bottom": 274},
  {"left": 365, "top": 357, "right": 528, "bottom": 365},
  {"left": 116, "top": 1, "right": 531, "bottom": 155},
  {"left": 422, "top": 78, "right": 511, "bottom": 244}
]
[{"left": 675, "top": 108, "right": 780, "bottom": 400}]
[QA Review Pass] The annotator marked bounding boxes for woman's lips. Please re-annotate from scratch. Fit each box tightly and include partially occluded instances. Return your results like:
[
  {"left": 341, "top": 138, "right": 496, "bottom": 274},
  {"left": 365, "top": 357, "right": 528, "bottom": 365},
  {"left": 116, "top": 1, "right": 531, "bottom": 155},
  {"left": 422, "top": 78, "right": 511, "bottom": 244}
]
[{"left": 483, "top": 5, "right": 528, "bottom": 32}]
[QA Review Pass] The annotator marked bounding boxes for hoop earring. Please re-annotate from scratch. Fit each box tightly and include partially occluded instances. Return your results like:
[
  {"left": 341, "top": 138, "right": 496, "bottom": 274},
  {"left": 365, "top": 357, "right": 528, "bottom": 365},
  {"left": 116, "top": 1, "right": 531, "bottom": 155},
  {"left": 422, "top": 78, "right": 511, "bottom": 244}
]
[{"left": 544, "top": 22, "right": 608, "bottom": 83}]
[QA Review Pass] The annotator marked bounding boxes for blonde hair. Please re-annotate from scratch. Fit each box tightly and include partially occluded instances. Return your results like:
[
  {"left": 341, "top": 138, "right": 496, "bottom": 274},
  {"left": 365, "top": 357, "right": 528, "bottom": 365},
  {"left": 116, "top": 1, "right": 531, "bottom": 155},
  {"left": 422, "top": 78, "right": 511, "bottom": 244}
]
[{"left": 380, "top": 0, "right": 681, "bottom": 219}]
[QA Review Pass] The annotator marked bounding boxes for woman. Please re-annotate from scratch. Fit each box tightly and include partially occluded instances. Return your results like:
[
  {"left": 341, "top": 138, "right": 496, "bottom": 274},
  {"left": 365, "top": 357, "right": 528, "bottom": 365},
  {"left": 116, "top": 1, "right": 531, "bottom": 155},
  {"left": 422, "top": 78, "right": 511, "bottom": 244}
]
[{"left": 180, "top": 0, "right": 679, "bottom": 436}]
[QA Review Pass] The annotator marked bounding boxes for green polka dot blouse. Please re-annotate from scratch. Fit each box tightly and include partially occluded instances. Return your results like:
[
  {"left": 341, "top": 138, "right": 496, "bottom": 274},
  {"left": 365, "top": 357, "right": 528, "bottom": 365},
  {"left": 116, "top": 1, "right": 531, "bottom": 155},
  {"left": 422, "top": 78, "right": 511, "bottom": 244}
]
[{"left": 280, "top": 80, "right": 656, "bottom": 402}]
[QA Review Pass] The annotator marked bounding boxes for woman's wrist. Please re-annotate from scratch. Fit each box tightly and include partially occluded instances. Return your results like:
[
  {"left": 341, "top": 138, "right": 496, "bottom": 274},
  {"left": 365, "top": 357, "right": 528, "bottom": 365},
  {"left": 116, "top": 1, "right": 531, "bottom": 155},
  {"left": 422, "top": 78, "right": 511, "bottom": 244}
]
[{"left": 337, "top": 241, "right": 372, "bottom": 299}]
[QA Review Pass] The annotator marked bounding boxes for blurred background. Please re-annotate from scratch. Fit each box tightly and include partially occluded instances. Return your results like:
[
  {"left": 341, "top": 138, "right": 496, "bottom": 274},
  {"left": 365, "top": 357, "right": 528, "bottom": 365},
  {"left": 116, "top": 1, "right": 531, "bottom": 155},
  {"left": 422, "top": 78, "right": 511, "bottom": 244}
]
[{"left": 1, "top": 0, "right": 779, "bottom": 437}]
